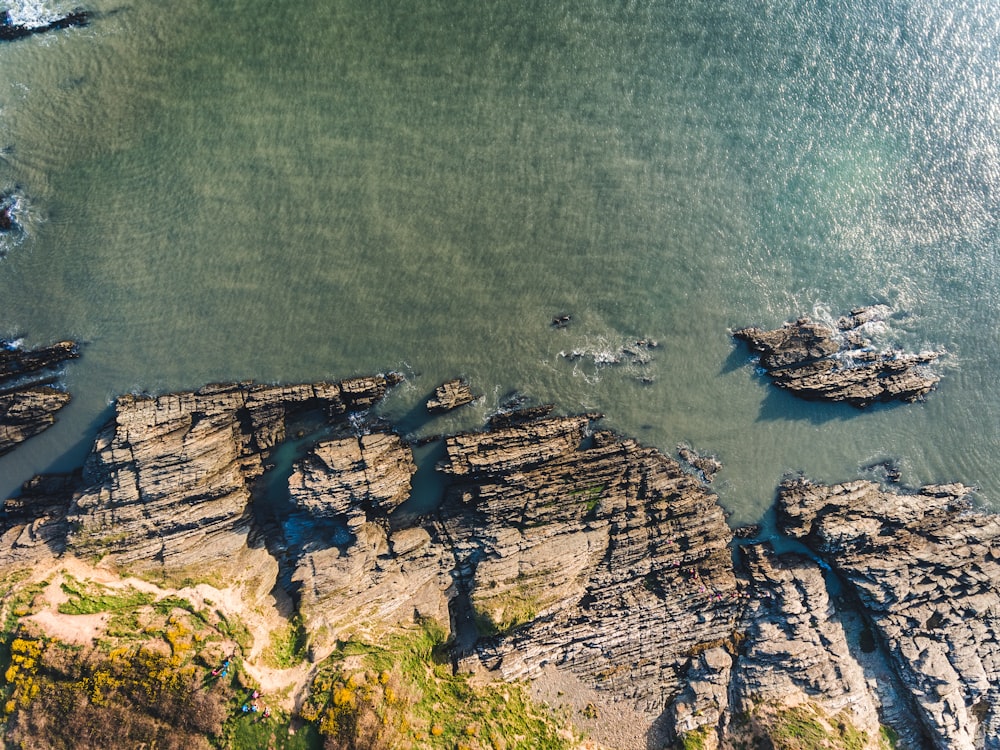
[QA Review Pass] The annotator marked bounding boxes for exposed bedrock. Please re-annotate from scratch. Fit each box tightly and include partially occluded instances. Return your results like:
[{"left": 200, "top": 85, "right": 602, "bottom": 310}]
[
  {"left": 62, "top": 375, "right": 402, "bottom": 593},
  {"left": 778, "top": 476, "right": 1000, "bottom": 750},
  {"left": 0, "top": 339, "right": 79, "bottom": 456},
  {"left": 426, "top": 378, "right": 476, "bottom": 412},
  {"left": 288, "top": 431, "right": 453, "bottom": 660},
  {"left": 733, "top": 306, "right": 940, "bottom": 406},
  {"left": 436, "top": 414, "right": 742, "bottom": 723}
]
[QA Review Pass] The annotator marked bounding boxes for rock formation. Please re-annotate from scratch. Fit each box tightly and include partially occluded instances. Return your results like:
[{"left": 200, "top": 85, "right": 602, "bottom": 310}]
[
  {"left": 63, "top": 375, "right": 401, "bottom": 593},
  {"left": 426, "top": 378, "right": 476, "bottom": 412},
  {"left": 287, "top": 431, "right": 453, "bottom": 659},
  {"left": 733, "top": 306, "right": 940, "bottom": 406},
  {"left": 436, "top": 413, "right": 742, "bottom": 727},
  {"left": 0, "top": 192, "right": 17, "bottom": 231},
  {"left": 8, "top": 373, "right": 1000, "bottom": 749},
  {"left": 0, "top": 339, "right": 78, "bottom": 456},
  {"left": 0, "top": 8, "right": 90, "bottom": 42},
  {"left": 778, "top": 476, "right": 1000, "bottom": 750}
]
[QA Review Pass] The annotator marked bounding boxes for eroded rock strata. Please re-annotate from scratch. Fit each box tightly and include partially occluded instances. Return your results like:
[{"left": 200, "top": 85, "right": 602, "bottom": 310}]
[
  {"left": 426, "top": 378, "right": 476, "bottom": 412},
  {"left": 436, "top": 414, "right": 741, "bottom": 722},
  {"left": 733, "top": 306, "right": 940, "bottom": 406},
  {"left": 779, "top": 477, "right": 1000, "bottom": 750},
  {"left": 62, "top": 375, "right": 401, "bottom": 593},
  {"left": 0, "top": 339, "right": 78, "bottom": 456},
  {"left": 6, "top": 376, "right": 1000, "bottom": 748}
]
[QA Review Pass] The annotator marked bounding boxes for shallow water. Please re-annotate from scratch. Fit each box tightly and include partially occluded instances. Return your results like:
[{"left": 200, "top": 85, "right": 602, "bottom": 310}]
[{"left": 1, "top": 0, "right": 998, "bottom": 523}]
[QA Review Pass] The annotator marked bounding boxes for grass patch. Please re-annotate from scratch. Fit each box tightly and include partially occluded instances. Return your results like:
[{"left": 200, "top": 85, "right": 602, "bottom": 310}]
[
  {"left": 218, "top": 706, "right": 320, "bottom": 750},
  {"left": 261, "top": 616, "right": 308, "bottom": 669},
  {"left": 301, "top": 618, "right": 573, "bottom": 749},
  {"left": 58, "top": 575, "right": 155, "bottom": 615}
]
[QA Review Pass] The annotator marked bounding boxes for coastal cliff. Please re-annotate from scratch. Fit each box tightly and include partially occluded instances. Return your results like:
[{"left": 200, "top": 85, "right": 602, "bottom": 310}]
[{"left": 2, "top": 375, "right": 998, "bottom": 749}]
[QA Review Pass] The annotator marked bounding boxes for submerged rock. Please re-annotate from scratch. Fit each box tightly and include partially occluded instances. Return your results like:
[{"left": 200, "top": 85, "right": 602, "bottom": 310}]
[
  {"left": 0, "top": 339, "right": 79, "bottom": 457},
  {"left": 733, "top": 306, "right": 940, "bottom": 406}
]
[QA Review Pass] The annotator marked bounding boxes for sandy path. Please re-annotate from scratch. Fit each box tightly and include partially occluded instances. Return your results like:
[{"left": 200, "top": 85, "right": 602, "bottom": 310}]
[{"left": 10, "top": 556, "right": 315, "bottom": 711}]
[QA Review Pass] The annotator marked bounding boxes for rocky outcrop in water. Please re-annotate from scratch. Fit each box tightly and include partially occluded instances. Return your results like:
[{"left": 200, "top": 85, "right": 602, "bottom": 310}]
[
  {"left": 0, "top": 8, "right": 89, "bottom": 42},
  {"left": 778, "top": 476, "right": 1000, "bottom": 750},
  {"left": 426, "top": 378, "right": 476, "bottom": 412},
  {"left": 63, "top": 375, "right": 402, "bottom": 592},
  {"left": 0, "top": 339, "right": 78, "bottom": 456},
  {"left": 733, "top": 306, "right": 940, "bottom": 406}
]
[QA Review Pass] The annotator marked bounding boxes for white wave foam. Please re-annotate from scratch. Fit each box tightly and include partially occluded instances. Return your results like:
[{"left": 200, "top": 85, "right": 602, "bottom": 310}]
[{"left": 2, "top": 1, "right": 65, "bottom": 28}]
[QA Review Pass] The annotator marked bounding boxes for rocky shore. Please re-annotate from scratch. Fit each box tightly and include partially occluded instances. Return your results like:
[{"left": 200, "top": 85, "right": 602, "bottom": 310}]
[{"left": 2, "top": 372, "right": 998, "bottom": 749}]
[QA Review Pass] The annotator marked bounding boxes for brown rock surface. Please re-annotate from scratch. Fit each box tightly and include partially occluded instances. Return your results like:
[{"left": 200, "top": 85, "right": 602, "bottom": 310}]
[
  {"left": 0, "top": 339, "right": 79, "bottom": 456},
  {"left": 426, "top": 378, "right": 476, "bottom": 412},
  {"left": 733, "top": 307, "right": 940, "bottom": 406},
  {"left": 778, "top": 476, "right": 1000, "bottom": 750},
  {"left": 64, "top": 375, "right": 401, "bottom": 591},
  {"left": 288, "top": 433, "right": 450, "bottom": 660},
  {"left": 437, "top": 416, "right": 742, "bottom": 725}
]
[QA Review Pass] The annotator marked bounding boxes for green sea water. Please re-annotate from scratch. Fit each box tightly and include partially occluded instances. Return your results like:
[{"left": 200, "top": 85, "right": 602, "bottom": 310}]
[{"left": 1, "top": 0, "right": 998, "bottom": 524}]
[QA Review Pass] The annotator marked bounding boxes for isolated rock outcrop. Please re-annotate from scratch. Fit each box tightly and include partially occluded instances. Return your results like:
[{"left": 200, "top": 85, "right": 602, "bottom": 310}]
[
  {"left": 426, "top": 378, "right": 476, "bottom": 412},
  {"left": 437, "top": 414, "right": 742, "bottom": 724},
  {"left": 778, "top": 477, "right": 1000, "bottom": 750},
  {"left": 0, "top": 339, "right": 78, "bottom": 456},
  {"left": 0, "top": 7, "right": 89, "bottom": 41},
  {"left": 64, "top": 375, "right": 401, "bottom": 591},
  {"left": 733, "top": 306, "right": 940, "bottom": 406}
]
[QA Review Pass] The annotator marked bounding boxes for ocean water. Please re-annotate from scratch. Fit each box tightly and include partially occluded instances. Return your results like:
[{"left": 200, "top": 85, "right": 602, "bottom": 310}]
[{"left": 1, "top": 0, "right": 997, "bottom": 524}]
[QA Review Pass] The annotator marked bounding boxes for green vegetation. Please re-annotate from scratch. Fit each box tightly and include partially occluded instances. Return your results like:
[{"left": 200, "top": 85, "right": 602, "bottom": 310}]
[
  {"left": 217, "top": 705, "right": 320, "bottom": 750},
  {"left": 678, "top": 726, "right": 711, "bottom": 750},
  {"left": 879, "top": 724, "right": 899, "bottom": 749},
  {"left": 301, "top": 618, "right": 572, "bottom": 750},
  {"left": 262, "top": 615, "right": 308, "bottom": 669},
  {"left": 58, "top": 574, "right": 156, "bottom": 615},
  {"left": 725, "top": 701, "right": 895, "bottom": 750},
  {"left": 471, "top": 586, "right": 541, "bottom": 636}
]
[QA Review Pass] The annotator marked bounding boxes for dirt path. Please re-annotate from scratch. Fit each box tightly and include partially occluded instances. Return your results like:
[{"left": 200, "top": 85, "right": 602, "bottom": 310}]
[{"left": 11, "top": 556, "right": 315, "bottom": 711}]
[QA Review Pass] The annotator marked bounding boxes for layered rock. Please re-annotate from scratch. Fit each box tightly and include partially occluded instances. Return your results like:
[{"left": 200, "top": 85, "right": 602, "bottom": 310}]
[
  {"left": 288, "top": 432, "right": 451, "bottom": 660},
  {"left": 0, "top": 339, "right": 78, "bottom": 456},
  {"left": 733, "top": 307, "right": 940, "bottom": 406},
  {"left": 0, "top": 472, "right": 79, "bottom": 568},
  {"left": 436, "top": 414, "right": 742, "bottom": 721},
  {"left": 426, "top": 378, "right": 476, "bottom": 412},
  {"left": 64, "top": 375, "right": 401, "bottom": 591},
  {"left": 778, "top": 477, "right": 1000, "bottom": 750}
]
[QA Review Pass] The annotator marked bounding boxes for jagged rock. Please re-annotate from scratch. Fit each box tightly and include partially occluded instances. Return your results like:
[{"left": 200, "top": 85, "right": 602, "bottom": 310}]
[
  {"left": 0, "top": 339, "right": 79, "bottom": 456},
  {"left": 0, "top": 192, "right": 16, "bottom": 231},
  {"left": 733, "top": 307, "right": 940, "bottom": 406},
  {"left": 288, "top": 432, "right": 416, "bottom": 521},
  {"left": 287, "top": 434, "right": 449, "bottom": 660},
  {"left": 63, "top": 375, "right": 401, "bottom": 592},
  {"left": 437, "top": 417, "right": 742, "bottom": 721},
  {"left": 0, "top": 472, "right": 79, "bottom": 568},
  {"left": 0, "top": 8, "right": 90, "bottom": 41},
  {"left": 426, "top": 379, "right": 476, "bottom": 413},
  {"left": 677, "top": 444, "right": 722, "bottom": 482},
  {"left": 729, "top": 546, "right": 884, "bottom": 737},
  {"left": 778, "top": 476, "right": 1000, "bottom": 750}
]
